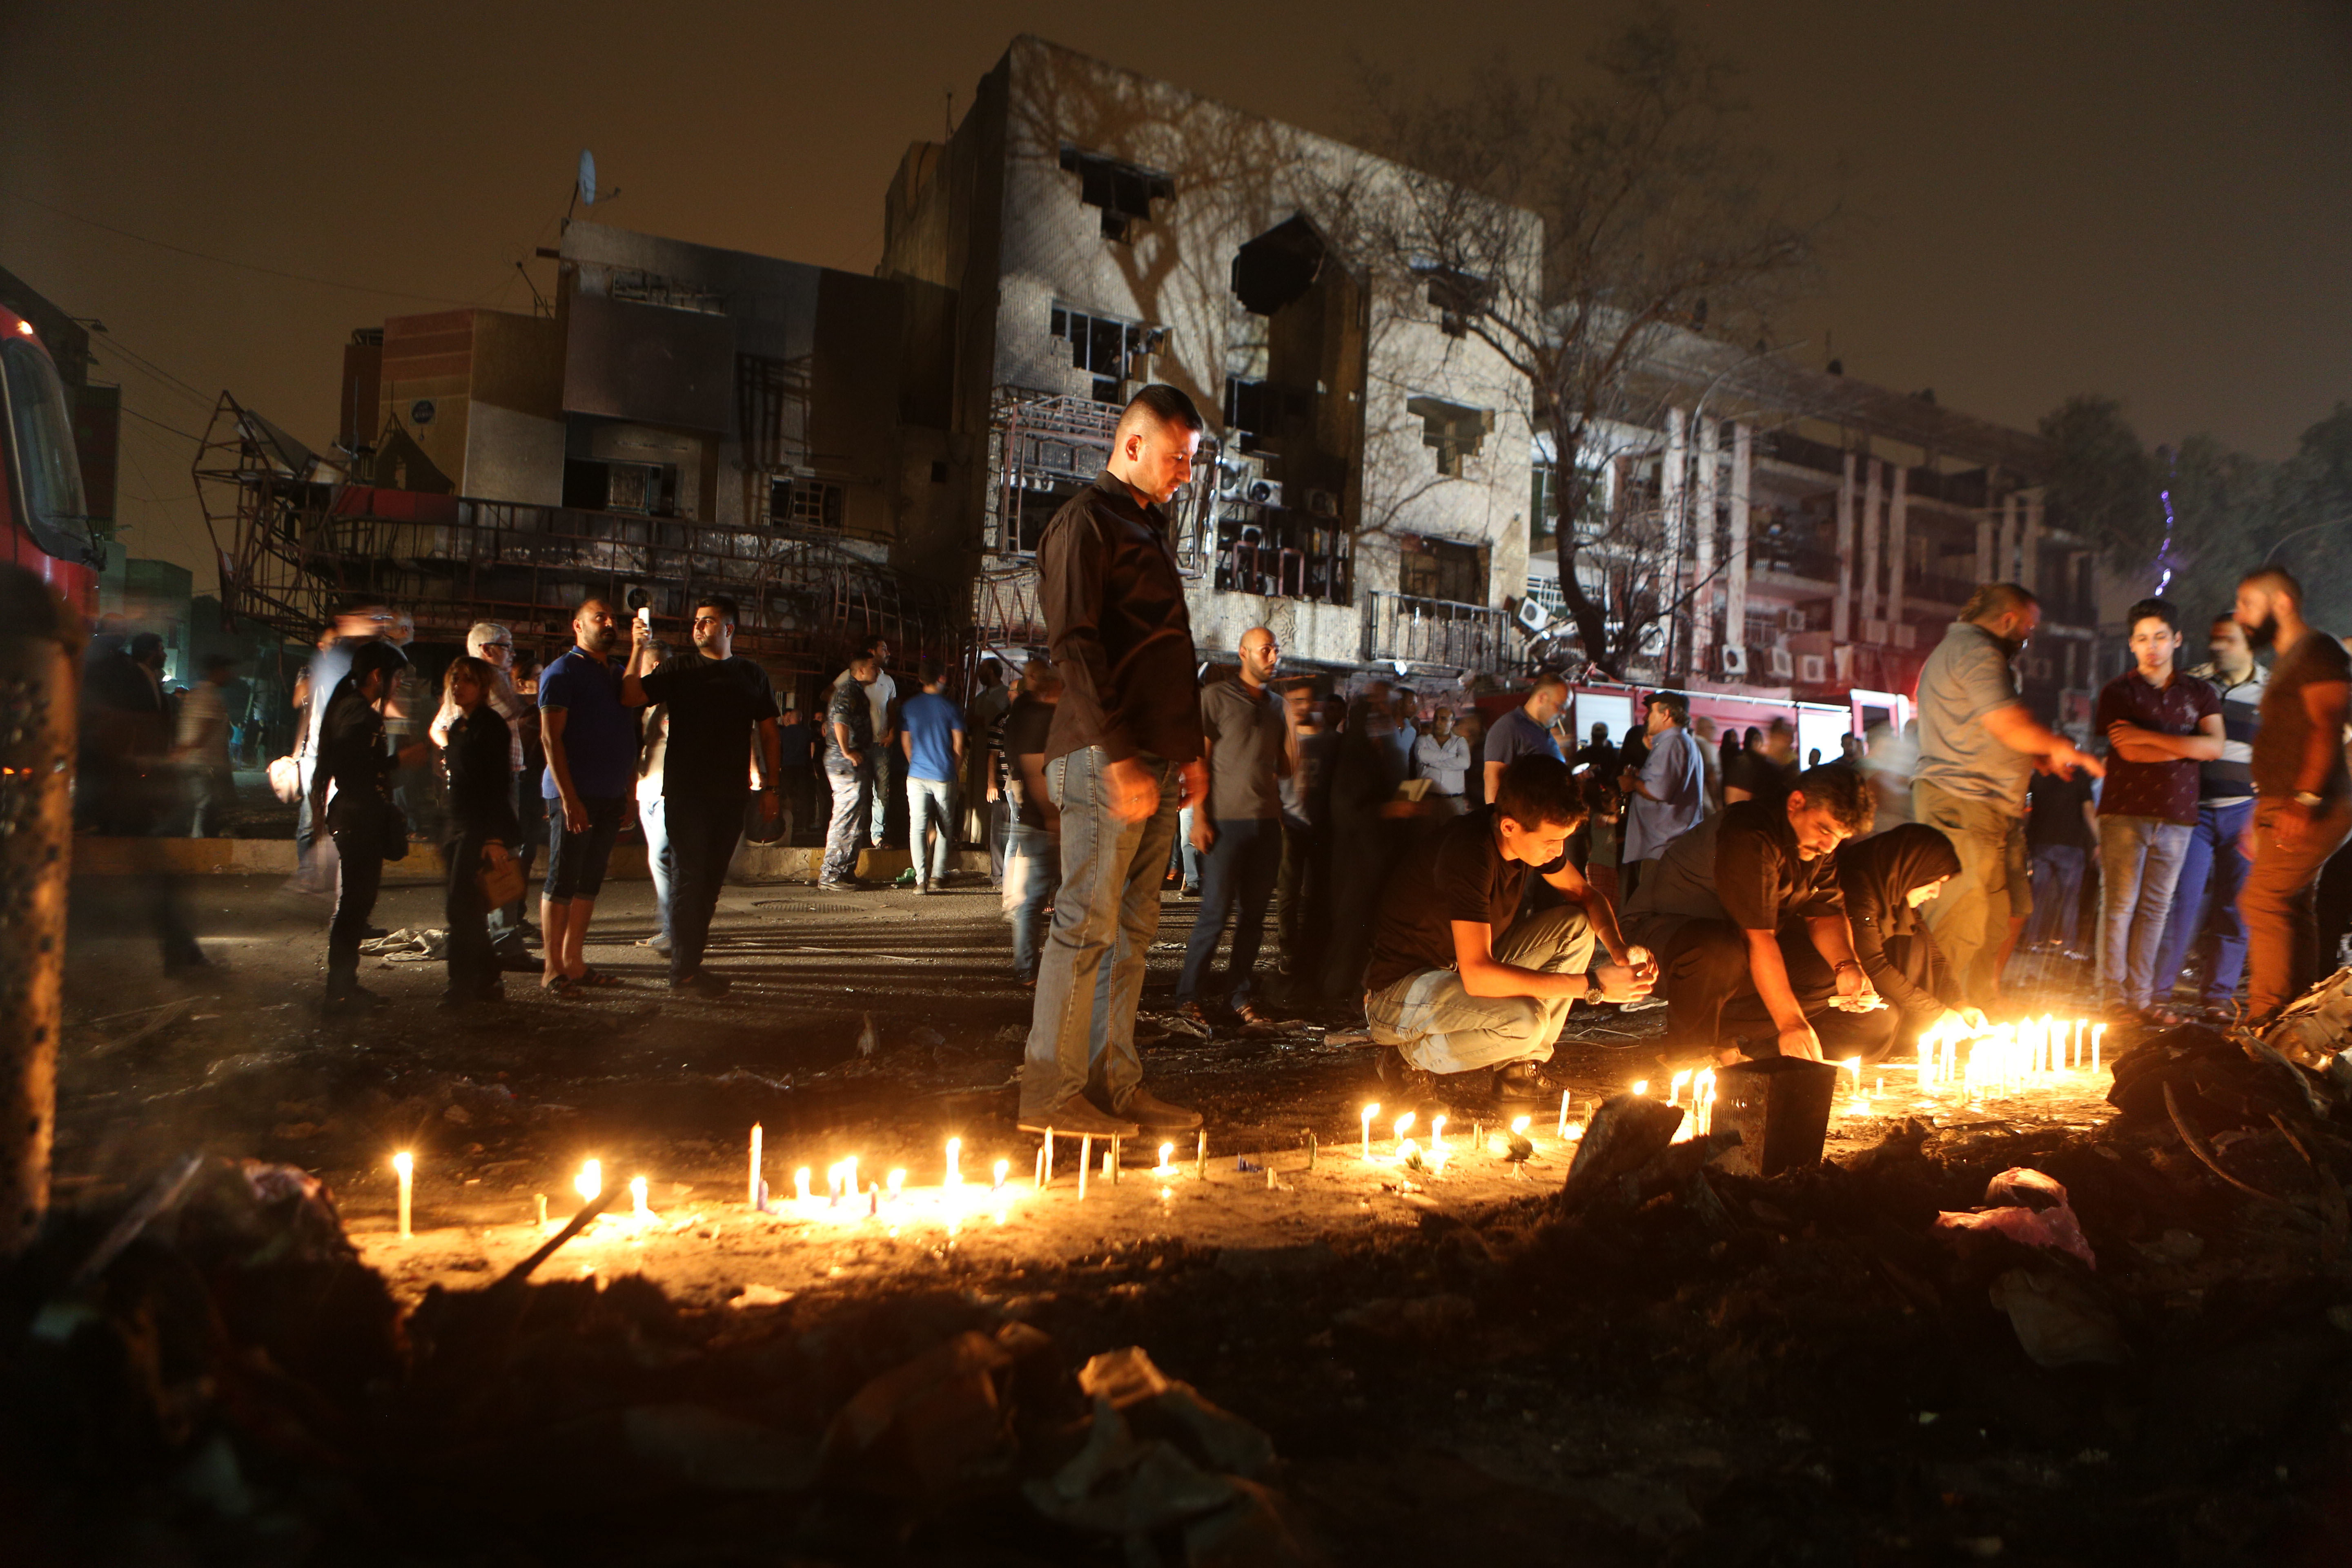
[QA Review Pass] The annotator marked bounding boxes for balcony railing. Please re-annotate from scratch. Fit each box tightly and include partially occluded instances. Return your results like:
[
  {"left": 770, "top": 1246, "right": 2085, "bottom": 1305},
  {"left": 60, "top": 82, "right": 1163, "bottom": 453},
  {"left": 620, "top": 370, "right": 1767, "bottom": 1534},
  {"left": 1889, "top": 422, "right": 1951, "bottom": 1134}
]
[{"left": 1361, "top": 590, "right": 1519, "bottom": 674}]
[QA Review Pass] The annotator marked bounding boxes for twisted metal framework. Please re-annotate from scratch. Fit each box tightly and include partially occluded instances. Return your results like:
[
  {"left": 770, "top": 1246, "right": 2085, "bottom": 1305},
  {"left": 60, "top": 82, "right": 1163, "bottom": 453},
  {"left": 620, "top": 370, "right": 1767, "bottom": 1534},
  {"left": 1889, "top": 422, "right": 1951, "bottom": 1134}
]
[{"left": 192, "top": 394, "right": 947, "bottom": 674}]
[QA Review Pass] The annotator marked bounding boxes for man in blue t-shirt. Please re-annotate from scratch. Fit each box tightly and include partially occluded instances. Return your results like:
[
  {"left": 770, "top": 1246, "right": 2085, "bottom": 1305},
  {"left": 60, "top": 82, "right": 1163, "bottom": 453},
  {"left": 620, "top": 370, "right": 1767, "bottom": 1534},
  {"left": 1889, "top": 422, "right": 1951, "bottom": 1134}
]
[
  {"left": 899, "top": 659, "right": 967, "bottom": 894},
  {"left": 1481, "top": 673, "right": 1568, "bottom": 803},
  {"left": 537, "top": 598, "right": 641, "bottom": 993}
]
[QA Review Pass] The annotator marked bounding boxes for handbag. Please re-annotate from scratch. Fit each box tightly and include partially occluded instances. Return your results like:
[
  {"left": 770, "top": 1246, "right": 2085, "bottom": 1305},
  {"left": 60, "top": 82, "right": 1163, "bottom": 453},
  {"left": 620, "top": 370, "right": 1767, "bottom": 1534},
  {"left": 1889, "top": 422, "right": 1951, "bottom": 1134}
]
[
  {"left": 267, "top": 755, "right": 303, "bottom": 804},
  {"left": 475, "top": 840, "right": 525, "bottom": 907}
]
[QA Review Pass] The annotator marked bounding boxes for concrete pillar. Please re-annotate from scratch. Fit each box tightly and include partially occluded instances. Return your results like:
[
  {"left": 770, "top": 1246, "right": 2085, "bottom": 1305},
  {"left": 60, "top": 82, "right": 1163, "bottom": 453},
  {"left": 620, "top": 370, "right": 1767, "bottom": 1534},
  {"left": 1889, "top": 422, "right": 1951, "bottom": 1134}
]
[
  {"left": 1859, "top": 457, "right": 1884, "bottom": 631},
  {"left": 0, "top": 570, "right": 75, "bottom": 1259},
  {"left": 1694, "top": 416, "right": 1719, "bottom": 659},
  {"left": 1887, "top": 463, "right": 1909, "bottom": 628},
  {"left": 1728, "top": 423, "right": 1752, "bottom": 659},
  {"left": 1834, "top": 448, "right": 1855, "bottom": 644},
  {"left": 2000, "top": 492, "right": 2020, "bottom": 583},
  {"left": 1661, "top": 408, "right": 1687, "bottom": 674}
]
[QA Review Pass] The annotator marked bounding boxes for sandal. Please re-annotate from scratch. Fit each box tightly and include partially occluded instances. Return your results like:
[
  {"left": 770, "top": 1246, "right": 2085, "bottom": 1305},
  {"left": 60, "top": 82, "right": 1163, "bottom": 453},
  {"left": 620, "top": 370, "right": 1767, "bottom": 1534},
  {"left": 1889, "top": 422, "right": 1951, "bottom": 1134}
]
[
  {"left": 1232, "top": 1000, "right": 1276, "bottom": 1027},
  {"left": 574, "top": 966, "right": 627, "bottom": 989},
  {"left": 540, "top": 973, "right": 577, "bottom": 997}
]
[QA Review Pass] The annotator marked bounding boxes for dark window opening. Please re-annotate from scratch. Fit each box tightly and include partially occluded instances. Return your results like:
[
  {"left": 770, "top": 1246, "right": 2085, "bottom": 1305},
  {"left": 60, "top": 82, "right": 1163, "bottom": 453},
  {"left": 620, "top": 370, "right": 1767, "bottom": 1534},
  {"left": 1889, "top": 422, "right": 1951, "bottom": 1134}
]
[
  {"left": 1222, "top": 377, "right": 1311, "bottom": 454},
  {"left": 1013, "top": 483, "right": 1080, "bottom": 553},
  {"left": 1407, "top": 396, "right": 1492, "bottom": 477},
  {"left": 1050, "top": 305, "right": 1160, "bottom": 404},
  {"left": 564, "top": 458, "right": 677, "bottom": 516},
  {"left": 1232, "top": 215, "right": 1326, "bottom": 316},
  {"left": 1397, "top": 535, "right": 1487, "bottom": 606},
  {"left": 1059, "top": 146, "right": 1173, "bottom": 243},
  {"left": 768, "top": 477, "right": 845, "bottom": 532},
  {"left": 1410, "top": 260, "right": 1492, "bottom": 337},
  {"left": 1214, "top": 510, "right": 1352, "bottom": 606}
]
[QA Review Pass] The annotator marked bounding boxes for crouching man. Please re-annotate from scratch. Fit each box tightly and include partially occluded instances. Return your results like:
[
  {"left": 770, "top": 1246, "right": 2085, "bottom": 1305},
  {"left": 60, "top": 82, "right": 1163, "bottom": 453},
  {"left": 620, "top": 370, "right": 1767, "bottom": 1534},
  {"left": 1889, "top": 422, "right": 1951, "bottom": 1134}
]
[
  {"left": 1362, "top": 753, "right": 1655, "bottom": 1096},
  {"left": 1621, "top": 763, "right": 1881, "bottom": 1062}
]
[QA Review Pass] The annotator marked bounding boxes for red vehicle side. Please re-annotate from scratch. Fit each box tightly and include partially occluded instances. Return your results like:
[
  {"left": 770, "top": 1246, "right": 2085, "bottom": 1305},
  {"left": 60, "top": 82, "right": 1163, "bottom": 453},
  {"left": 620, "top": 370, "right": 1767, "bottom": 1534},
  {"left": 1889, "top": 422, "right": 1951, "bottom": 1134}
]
[{"left": 0, "top": 305, "right": 101, "bottom": 618}]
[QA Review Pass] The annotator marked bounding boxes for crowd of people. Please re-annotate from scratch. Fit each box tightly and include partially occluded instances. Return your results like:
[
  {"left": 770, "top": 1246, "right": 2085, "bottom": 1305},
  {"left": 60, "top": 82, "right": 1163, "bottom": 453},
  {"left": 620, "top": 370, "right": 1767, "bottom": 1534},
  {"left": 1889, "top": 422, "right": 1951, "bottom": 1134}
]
[{"left": 67, "top": 381, "right": 2352, "bottom": 1141}]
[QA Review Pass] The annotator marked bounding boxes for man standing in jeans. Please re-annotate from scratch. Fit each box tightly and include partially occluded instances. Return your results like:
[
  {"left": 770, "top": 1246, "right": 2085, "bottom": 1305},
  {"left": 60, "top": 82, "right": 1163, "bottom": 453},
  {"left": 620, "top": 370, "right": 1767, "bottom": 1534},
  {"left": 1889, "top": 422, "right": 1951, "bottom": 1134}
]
[
  {"left": 1913, "top": 584, "right": 2104, "bottom": 1004},
  {"left": 2236, "top": 567, "right": 2352, "bottom": 1026},
  {"left": 833, "top": 638, "right": 898, "bottom": 849},
  {"left": 818, "top": 648, "right": 881, "bottom": 890},
  {"left": 538, "top": 599, "right": 639, "bottom": 994},
  {"left": 624, "top": 595, "right": 781, "bottom": 996},
  {"left": 1174, "top": 628, "right": 1295, "bottom": 1030},
  {"left": 899, "top": 660, "right": 966, "bottom": 894},
  {"left": 2024, "top": 764, "right": 2097, "bottom": 958},
  {"left": 1018, "top": 385, "right": 1211, "bottom": 1139},
  {"left": 1001, "top": 659, "right": 1062, "bottom": 983},
  {"left": 2152, "top": 615, "right": 2265, "bottom": 1013},
  {"left": 2095, "top": 598, "right": 2223, "bottom": 1023}
]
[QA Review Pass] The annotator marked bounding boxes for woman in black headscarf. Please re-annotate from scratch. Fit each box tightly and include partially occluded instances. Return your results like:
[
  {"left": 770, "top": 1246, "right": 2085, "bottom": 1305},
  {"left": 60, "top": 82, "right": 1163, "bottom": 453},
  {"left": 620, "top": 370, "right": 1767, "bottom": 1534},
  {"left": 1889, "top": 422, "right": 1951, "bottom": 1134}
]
[{"left": 310, "top": 639, "right": 428, "bottom": 1015}]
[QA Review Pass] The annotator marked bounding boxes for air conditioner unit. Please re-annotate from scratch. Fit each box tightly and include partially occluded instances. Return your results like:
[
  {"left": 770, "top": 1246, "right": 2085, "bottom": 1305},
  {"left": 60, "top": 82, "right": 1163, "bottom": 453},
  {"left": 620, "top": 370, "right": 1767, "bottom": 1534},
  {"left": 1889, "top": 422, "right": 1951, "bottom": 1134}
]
[
  {"left": 1215, "top": 462, "right": 1252, "bottom": 499},
  {"left": 1516, "top": 597, "right": 1556, "bottom": 634},
  {"left": 1798, "top": 654, "right": 1828, "bottom": 684},
  {"left": 1770, "top": 647, "right": 1794, "bottom": 679},
  {"left": 1245, "top": 479, "right": 1283, "bottom": 508},
  {"left": 1892, "top": 622, "right": 1918, "bottom": 650},
  {"left": 1719, "top": 644, "right": 1748, "bottom": 676},
  {"left": 1782, "top": 607, "right": 1808, "bottom": 632},
  {"left": 1305, "top": 488, "right": 1340, "bottom": 518}
]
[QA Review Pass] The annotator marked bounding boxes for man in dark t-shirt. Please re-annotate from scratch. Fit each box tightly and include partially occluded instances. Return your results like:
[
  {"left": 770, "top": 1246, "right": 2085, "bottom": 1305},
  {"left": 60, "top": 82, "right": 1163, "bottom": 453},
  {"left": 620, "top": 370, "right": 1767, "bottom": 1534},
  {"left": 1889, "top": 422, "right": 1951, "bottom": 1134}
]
[
  {"left": 2236, "top": 567, "right": 2352, "bottom": 1022},
  {"left": 624, "top": 594, "right": 781, "bottom": 996},
  {"left": 1622, "top": 765, "right": 1880, "bottom": 1060},
  {"left": 1363, "top": 754, "right": 1653, "bottom": 1095}
]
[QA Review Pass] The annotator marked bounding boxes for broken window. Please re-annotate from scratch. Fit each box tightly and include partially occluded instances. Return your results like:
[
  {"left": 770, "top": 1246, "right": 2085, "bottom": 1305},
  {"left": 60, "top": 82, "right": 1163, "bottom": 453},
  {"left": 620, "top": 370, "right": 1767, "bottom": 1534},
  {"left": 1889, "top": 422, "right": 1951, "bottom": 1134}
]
[
  {"left": 1232, "top": 215, "right": 1326, "bottom": 316},
  {"left": 1058, "top": 146, "right": 1173, "bottom": 243},
  {"left": 1396, "top": 535, "right": 1487, "bottom": 606},
  {"left": 1051, "top": 305, "right": 1160, "bottom": 404},
  {"left": 1409, "top": 260, "right": 1492, "bottom": 337},
  {"left": 563, "top": 459, "right": 677, "bottom": 516},
  {"left": 1407, "top": 396, "right": 1492, "bottom": 477},
  {"left": 1219, "top": 377, "right": 1307, "bottom": 454},
  {"left": 1214, "top": 510, "right": 1352, "bottom": 606},
  {"left": 767, "top": 477, "right": 844, "bottom": 532}
]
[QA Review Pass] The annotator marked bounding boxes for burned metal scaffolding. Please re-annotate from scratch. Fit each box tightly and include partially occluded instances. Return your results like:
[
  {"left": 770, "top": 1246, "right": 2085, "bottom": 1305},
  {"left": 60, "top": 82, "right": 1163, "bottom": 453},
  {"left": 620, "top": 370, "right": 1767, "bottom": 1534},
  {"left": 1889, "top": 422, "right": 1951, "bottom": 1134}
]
[{"left": 193, "top": 393, "right": 947, "bottom": 673}]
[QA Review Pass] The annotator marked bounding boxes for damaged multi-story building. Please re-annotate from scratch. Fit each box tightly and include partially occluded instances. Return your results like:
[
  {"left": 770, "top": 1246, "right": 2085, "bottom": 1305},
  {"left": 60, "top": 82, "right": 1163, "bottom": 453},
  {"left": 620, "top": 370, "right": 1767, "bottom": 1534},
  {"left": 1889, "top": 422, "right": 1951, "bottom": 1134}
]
[{"left": 883, "top": 35, "right": 1538, "bottom": 676}]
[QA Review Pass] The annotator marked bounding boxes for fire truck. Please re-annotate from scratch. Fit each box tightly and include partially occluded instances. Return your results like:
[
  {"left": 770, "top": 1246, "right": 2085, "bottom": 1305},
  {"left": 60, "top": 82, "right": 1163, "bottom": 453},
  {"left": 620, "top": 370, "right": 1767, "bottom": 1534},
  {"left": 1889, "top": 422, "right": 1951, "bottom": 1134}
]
[{"left": 0, "top": 301, "right": 102, "bottom": 617}]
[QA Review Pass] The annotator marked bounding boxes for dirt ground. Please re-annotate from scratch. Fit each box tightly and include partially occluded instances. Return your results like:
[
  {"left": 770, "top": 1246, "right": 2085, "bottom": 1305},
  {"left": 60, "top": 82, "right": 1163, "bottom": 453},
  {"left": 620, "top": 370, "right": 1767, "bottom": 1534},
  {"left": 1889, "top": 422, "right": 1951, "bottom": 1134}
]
[{"left": 30, "top": 869, "right": 2352, "bottom": 1565}]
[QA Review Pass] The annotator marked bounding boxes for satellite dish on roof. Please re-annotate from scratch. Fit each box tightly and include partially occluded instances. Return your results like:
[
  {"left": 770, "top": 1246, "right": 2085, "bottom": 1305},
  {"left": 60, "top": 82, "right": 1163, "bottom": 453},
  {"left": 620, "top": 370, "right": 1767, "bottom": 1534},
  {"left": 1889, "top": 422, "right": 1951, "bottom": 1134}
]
[{"left": 578, "top": 150, "right": 597, "bottom": 206}]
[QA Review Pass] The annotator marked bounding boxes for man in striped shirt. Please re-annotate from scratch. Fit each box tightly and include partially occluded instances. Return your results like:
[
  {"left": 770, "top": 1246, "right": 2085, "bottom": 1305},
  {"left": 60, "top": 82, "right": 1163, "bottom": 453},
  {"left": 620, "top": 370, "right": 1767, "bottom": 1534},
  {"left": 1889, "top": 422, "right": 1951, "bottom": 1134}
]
[{"left": 2151, "top": 612, "right": 2265, "bottom": 1013}]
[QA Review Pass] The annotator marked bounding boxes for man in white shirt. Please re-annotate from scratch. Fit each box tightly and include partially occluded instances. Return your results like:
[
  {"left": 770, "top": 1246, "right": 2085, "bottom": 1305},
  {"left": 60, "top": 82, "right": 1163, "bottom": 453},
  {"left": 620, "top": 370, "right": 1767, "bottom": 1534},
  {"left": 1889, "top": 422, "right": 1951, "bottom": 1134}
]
[
  {"left": 1413, "top": 706, "right": 1471, "bottom": 809},
  {"left": 833, "top": 636, "right": 898, "bottom": 848}
]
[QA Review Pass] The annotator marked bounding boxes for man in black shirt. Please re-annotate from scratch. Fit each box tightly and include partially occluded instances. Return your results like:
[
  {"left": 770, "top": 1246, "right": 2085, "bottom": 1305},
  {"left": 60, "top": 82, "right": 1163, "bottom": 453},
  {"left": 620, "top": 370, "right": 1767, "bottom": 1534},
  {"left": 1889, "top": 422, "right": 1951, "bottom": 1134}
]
[
  {"left": 1363, "top": 754, "right": 1653, "bottom": 1094},
  {"left": 624, "top": 594, "right": 782, "bottom": 997},
  {"left": 817, "top": 650, "right": 881, "bottom": 889},
  {"left": 1622, "top": 764, "right": 1880, "bottom": 1060},
  {"left": 1020, "top": 385, "right": 1212, "bottom": 1139}
]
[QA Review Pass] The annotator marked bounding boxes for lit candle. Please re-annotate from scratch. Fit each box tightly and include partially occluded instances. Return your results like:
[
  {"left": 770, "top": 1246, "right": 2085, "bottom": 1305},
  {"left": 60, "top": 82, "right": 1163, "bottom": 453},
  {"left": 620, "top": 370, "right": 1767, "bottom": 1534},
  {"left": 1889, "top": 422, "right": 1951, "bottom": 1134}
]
[
  {"left": 1393, "top": 1111, "right": 1416, "bottom": 1144},
  {"left": 1361, "top": 1102, "right": 1380, "bottom": 1161},
  {"left": 2073, "top": 1018, "right": 2085, "bottom": 1069},
  {"left": 1841, "top": 1057, "right": 1862, "bottom": 1095},
  {"left": 2091, "top": 1024, "right": 2103, "bottom": 1074},
  {"left": 945, "top": 1137, "right": 962, "bottom": 1188},
  {"left": 630, "top": 1175, "right": 651, "bottom": 1220},
  {"left": 993, "top": 1158, "right": 1009, "bottom": 1193},
  {"left": 1430, "top": 1114, "right": 1447, "bottom": 1155},
  {"left": 1557, "top": 1090, "right": 1571, "bottom": 1138},
  {"left": 534, "top": 1192, "right": 548, "bottom": 1226},
  {"left": 576, "top": 1159, "right": 601, "bottom": 1205},
  {"left": 842, "top": 1156, "right": 858, "bottom": 1199},
  {"left": 1510, "top": 1115, "right": 1530, "bottom": 1139},
  {"left": 1196, "top": 1129, "right": 1206, "bottom": 1177},
  {"left": 1632, "top": 1080, "right": 1649, "bottom": 1098},
  {"left": 1667, "top": 1069, "right": 1691, "bottom": 1107},
  {"left": 1155, "top": 1141, "right": 1175, "bottom": 1177},
  {"left": 795, "top": 1167, "right": 812, "bottom": 1203},
  {"left": 887, "top": 1169, "right": 906, "bottom": 1201},
  {"left": 1078, "top": 1145, "right": 1089, "bottom": 1201},
  {"left": 1102, "top": 1146, "right": 1114, "bottom": 1178},
  {"left": 748, "top": 1124, "right": 763, "bottom": 1211},
  {"left": 393, "top": 1152, "right": 413, "bottom": 1239}
]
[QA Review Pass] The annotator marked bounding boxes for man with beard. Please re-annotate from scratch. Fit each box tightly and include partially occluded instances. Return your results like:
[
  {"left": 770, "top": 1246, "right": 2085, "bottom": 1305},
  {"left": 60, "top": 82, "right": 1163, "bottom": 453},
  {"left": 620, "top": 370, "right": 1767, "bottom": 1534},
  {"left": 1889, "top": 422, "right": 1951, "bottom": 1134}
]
[
  {"left": 2234, "top": 568, "right": 2352, "bottom": 1025},
  {"left": 1912, "top": 584, "right": 2104, "bottom": 1004},
  {"left": 538, "top": 598, "right": 640, "bottom": 993}
]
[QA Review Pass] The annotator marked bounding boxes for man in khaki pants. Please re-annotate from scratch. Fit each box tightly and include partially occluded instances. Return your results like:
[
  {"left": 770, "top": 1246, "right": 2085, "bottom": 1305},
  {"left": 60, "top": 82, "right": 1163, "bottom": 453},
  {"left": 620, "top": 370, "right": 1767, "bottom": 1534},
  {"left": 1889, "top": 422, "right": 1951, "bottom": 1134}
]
[{"left": 1912, "top": 585, "right": 2103, "bottom": 1004}]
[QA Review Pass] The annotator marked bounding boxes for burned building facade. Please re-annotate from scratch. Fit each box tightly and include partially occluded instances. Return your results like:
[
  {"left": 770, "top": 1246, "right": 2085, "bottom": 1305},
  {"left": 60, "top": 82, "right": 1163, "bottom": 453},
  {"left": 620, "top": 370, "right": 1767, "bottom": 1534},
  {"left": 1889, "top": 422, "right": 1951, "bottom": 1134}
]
[{"left": 882, "top": 36, "right": 1539, "bottom": 676}]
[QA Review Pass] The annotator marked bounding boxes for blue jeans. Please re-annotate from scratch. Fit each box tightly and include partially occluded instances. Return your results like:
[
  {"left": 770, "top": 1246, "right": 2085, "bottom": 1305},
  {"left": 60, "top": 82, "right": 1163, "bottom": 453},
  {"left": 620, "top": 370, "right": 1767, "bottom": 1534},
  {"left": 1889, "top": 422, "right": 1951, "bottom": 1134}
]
[
  {"left": 869, "top": 744, "right": 894, "bottom": 845},
  {"left": 2152, "top": 798, "right": 2253, "bottom": 1005},
  {"left": 1004, "top": 821, "right": 1060, "bottom": 979},
  {"left": 638, "top": 795, "right": 674, "bottom": 944},
  {"left": 906, "top": 776, "right": 957, "bottom": 884},
  {"left": 822, "top": 755, "right": 872, "bottom": 882},
  {"left": 1167, "top": 805, "right": 1203, "bottom": 888},
  {"left": 2027, "top": 844, "right": 2086, "bottom": 950},
  {"left": 1020, "top": 747, "right": 1180, "bottom": 1118},
  {"left": 1176, "top": 816, "right": 1283, "bottom": 1003},
  {"left": 2098, "top": 814, "right": 2194, "bottom": 1011}
]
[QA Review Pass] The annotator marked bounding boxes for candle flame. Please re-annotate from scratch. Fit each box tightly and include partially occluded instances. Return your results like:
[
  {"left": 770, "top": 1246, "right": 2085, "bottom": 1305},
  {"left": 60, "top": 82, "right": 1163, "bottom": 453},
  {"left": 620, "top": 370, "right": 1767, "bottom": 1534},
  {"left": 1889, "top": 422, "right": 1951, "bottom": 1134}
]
[
  {"left": 575, "top": 1160, "right": 601, "bottom": 1202},
  {"left": 887, "top": 1169, "right": 906, "bottom": 1199},
  {"left": 1667, "top": 1070, "right": 1691, "bottom": 1106},
  {"left": 1393, "top": 1111, "right": 1416, "bottom": 1139},
  {"left": 392, "top": 1151, "right": 412, "bottom": 1178},
  {"left": 795, "top": 1167, "right": 812, "bottom": 1202},
  {"left": 1632, "top": 1080, "right": 1649, "bottom": 1097},
  {"left": 993, "top": 1158, "right": 1010, "bottom": 1190},
  {"left": 1510, "top": 1115, "right": 1531, "bottom": 1135},
  {"left": 945, "top": 1138, "right": 962, "bottom": 1186},
  {"left": 630, "top": 1175, "right": 650, "bottom": 1219}
]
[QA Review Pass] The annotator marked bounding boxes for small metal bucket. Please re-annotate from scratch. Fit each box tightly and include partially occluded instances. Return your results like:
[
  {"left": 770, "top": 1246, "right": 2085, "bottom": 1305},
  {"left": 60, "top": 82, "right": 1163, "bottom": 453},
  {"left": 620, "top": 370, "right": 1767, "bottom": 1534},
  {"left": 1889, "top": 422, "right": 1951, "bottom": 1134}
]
[{"left": 1712, "top": 1057, "right": 1841, "bottom": 1177}]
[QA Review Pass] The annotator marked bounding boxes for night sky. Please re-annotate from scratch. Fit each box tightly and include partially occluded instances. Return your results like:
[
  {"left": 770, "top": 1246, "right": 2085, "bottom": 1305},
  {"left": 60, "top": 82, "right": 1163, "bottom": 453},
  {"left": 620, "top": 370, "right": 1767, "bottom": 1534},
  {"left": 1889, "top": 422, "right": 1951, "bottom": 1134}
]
[{"left": 6, "top": 0, "right": 2347, "bottom": 584}]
